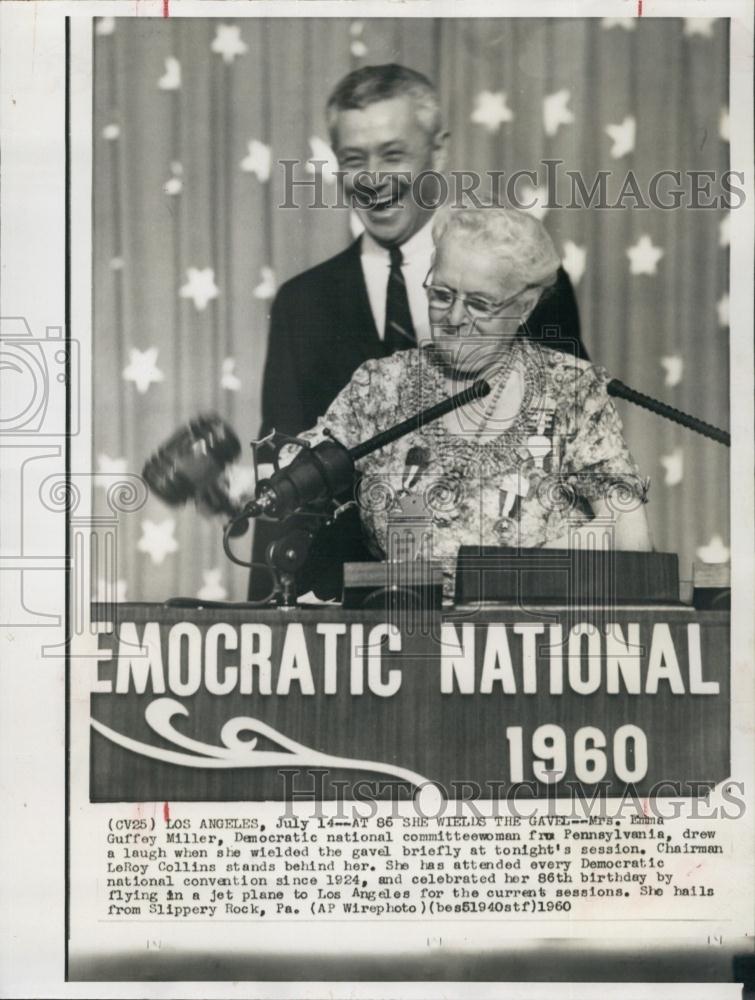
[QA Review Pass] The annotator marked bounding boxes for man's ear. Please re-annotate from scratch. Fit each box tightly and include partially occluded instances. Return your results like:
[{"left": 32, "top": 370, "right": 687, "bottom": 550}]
[{"left": 431, "top": 129, "right": 450, "bottom": 172}]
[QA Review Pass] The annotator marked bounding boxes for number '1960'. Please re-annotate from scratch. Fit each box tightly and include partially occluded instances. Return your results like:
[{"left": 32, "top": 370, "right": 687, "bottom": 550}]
[{"left": 505, "top": 724, "right": 647, "bottom": 783}]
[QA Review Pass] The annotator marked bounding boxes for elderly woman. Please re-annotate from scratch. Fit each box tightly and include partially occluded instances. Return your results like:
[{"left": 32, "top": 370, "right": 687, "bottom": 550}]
[{"left": 282, "top": 206, "right": 651, "bottom": 595}]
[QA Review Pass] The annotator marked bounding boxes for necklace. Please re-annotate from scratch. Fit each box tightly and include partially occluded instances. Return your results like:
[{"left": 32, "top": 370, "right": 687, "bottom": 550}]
[
  {"left": 437, "top": 352, "right": 518, "bottom": 480},
  {"left": 391, "top": 348, "right": 536, "bottom": 532},
  {"left": 462, "top": 359, "right": 514, "bottom": 431},
  {"left": 402, "top": 345, "right": 533, "bottom": 482}
]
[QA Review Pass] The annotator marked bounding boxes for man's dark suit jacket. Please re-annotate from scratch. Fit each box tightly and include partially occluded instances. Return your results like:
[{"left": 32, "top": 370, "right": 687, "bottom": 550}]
[{"left": 249, "top": 237, "right": 586, "bottom": 598}]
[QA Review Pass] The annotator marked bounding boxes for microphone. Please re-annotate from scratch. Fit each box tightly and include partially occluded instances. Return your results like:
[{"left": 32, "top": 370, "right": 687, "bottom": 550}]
[
  {"left": 244, "top": 379, "right": 490, "bottom": 522},
  {"left": 142, "top": 415, "right": 247, "bottom": 530},
  {"left": 606, "top": 379, "right": 730, "bottom": 446}
]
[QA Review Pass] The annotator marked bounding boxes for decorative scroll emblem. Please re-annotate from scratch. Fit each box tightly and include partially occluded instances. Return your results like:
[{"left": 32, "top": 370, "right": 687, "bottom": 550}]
[{"left": 91, "top": 698, "right": 431, "bottom": 789}]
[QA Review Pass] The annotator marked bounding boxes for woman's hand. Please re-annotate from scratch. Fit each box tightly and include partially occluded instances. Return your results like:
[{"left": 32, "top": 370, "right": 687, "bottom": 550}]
[
  {"left": 542, "top": 498, "right": 653, "bottom": 551},
  {"left": 593, "top": 497, "right": 653, "bottom": 550},
  {"left": 193, "top": 462, "right": 262, "bottom": 521}
]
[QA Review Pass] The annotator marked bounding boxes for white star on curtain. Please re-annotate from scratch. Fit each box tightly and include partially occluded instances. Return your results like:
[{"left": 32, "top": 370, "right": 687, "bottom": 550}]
[
  {"left": 123, "top": 347, "right": 165, "bottom": 394},
  {"left": 221, "top": 357, "right": 242, "bottom": 391},
  {"left": 95, "top": 17, "right": 116, "bottom": 36},
  {"left": 684, "top": 18, "right": 717, "bottom": 38},
  {"left": 561, "top": 241, "right": 586, "bottom": 286},
  {"left": 211, "top": 24, "right": 249, "bottom": 64},
  {"left": 470, "top": 91, "right": 514, "bottom": 132},
  {"left": 96, "top": 454, "right": 128, "bottom": 479},
  {"left": 164, "top": 161, "right": 183, "bottom": 195},
  {"left": 179, "top": 267, "right": 220, "bottom": 310},
  {"left": 518, "top": 182, "right": 549, "bottom": 221},
  {"left": 137, "top": 518, "right": 179, "bottom": 565},
  {"left": 306, "top": 137, "right": 340, "bottom": 185},
  {"left": 716, "top": 293, "right": 729, "bottom": 327},
  {"left": 349, "top": 19, "right": 367, "bottom": 56},
  {"left": 719, "top": 108, "right": 730, "bottom": 143},
  {"left": 543, "top": 90, "right": 574, "bottom": 137},
  {"left": 197, "top": 568, "right": 228, "bottom": 601},
  {"left": 601, "top": 18, "right": 636, "bottom": 31},
  {"left": 95, "top": 577, "right": 128, "bottom": 602},
  {"left": 158, "top": 57, "right": 181, "bottom": 91},
  {"left": 240, "top": 139, "right": 272, "bottom": 181},
  {"left": 660, "top": 356, "right": 683, "bottom": 387},
  {"left": 719, "top": 214, "right": 730, "bottom": 247},
  {"left": 696, "top": 535, "right": 729, "bottom": 563},
  {"left": 660, "top": 448, "right": 684, "bottom": 487},
  {"left": 605, "top": 116, "right": 636, "bottom": 158},
  {"left": 626, "top": 235, "right": 664, "bottom": 276},
  {"left": 253, "top": 267, "right": 277, "bottom": 300}
]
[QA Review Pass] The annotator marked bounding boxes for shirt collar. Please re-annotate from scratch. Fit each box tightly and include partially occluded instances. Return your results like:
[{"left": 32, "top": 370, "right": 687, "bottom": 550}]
[{"left": 360, "top": 216, "right": 436, "bottom": 263}]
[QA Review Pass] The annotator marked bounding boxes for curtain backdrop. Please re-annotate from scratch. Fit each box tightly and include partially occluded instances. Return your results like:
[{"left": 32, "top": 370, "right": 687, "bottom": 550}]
[{"left": 92, "top": 16, "right": 730, "bottom": 602}]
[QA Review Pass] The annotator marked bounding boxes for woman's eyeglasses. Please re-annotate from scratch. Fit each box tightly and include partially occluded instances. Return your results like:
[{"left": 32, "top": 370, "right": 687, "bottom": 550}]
[{"left": 422, "top": 271, "right": 531, "bottom": 323}]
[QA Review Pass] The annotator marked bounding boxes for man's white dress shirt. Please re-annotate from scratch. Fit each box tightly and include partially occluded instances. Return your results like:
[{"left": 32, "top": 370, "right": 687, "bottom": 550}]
[{"left": 359, "top": 221, "right": 435, "bottom": 343}]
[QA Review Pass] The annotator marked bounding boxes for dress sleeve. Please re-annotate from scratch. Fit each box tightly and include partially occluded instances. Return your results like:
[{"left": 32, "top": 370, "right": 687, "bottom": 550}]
[
  {"left": 558, "top": 365, "right": 649, "bottom": 507},
  {"left": 279, "top": 358, "right": 379, "bottom": 462}
]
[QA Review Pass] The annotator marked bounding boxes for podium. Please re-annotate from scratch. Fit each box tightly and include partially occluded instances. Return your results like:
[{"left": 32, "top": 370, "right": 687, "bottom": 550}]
[{"left": 89, "top": 550, "right": 729, "bottom": 802}]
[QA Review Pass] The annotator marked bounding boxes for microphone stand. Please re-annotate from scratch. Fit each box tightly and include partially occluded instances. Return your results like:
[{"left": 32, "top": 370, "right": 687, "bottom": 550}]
[{"left": 606, "top": 380, "right": 730, "bottom": 447}]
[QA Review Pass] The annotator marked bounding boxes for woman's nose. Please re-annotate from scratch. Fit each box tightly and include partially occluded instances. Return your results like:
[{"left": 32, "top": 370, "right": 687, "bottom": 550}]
[{"left": 447, "top": 297, "right": 467, "bottom": 328}]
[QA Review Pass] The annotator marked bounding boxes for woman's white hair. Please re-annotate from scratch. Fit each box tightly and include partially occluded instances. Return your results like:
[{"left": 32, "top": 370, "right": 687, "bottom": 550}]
[{"left": 431, "top": 206, "right": 560, "bottom": 290}]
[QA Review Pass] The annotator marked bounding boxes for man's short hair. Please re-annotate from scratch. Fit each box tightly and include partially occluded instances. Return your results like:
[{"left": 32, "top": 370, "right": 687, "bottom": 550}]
[{"left": 326, "top": 63, "right": 442, "bottom": 144}]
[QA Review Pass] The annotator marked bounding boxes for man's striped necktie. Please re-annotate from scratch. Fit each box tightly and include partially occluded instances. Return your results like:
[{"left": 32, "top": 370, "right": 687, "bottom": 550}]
[{"left": 383, "top": 245, "right": 417, "bottom": 351}]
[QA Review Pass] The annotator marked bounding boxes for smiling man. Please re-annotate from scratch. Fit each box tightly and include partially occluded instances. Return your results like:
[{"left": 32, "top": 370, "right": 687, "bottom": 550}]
[
  {"left": 260, "top": 64, "right": 584, "bottom": 439},
  {"left": 251, "top": 64, "right": 585, "bottom": 598}
]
